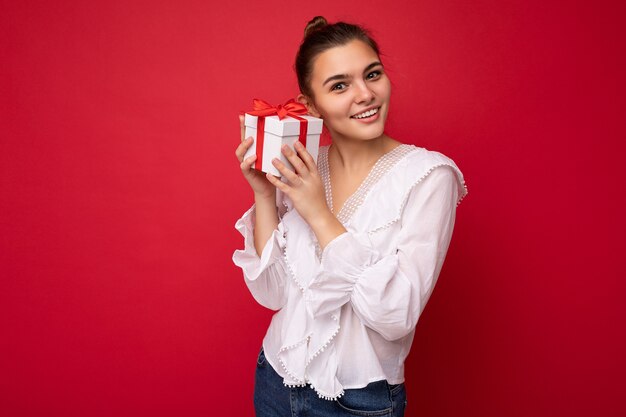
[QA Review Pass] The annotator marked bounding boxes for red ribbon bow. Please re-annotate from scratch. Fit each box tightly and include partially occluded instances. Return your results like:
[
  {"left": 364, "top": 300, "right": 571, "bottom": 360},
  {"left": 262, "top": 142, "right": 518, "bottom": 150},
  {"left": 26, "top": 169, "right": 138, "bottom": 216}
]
[
  {"left": 249, "top": 98, "right": 308, "bottom": 120},
  {"left": 247, "top": 99, "right": 310, "bottom": 171}
]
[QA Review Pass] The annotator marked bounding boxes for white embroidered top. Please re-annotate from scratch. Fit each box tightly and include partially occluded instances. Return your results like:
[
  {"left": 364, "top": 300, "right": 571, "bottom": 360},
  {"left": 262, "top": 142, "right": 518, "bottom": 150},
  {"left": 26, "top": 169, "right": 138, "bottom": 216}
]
[{"left": 232, "top": 144, "right": 468, "bottom": 401}]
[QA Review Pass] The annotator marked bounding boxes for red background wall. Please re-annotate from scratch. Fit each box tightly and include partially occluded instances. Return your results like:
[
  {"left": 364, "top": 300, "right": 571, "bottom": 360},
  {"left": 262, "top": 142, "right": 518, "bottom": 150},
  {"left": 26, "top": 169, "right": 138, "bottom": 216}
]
[{"left": 2, "top": 1, "right": 625, "bottom": 416}]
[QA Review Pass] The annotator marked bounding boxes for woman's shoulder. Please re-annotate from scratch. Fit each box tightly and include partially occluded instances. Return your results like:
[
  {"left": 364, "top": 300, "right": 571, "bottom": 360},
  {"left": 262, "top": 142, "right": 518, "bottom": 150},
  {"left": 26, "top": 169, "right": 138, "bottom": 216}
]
[
  {"left": 393, "top": 144, "right": 466, "bottom": 189},
  {"left": 350, "top": 143, "right": 469, "bottom": 233},
  {"left": 398, "top": 142, "right": 459, "bottom": 166}
]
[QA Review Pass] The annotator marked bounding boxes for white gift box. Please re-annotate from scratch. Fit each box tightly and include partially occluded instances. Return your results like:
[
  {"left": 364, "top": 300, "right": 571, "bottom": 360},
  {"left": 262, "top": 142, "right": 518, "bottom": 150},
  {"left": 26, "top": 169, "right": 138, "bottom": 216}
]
[{"left": 243, "top": 113, "right": 323, "bottom": 177}]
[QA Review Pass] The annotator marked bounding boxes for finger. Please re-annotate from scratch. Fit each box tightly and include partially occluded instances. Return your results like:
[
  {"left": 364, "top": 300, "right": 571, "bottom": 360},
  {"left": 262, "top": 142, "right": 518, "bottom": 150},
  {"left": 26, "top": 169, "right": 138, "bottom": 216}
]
[
  {"left": 235, "top": 137, "right": 254, "bottom": 161},
  {"left": 239, "top": 115, "right": 245, "bottom": 142},
  {"left": 281, "top": 143, "right": 309, "bottom": 176},
  {"left": 266, "top": 172, "right": 289, "bottom": 193},
  {"left": 240, "top": 154, "right": 257, "bottom": 172},
  {"left": 272, "top": 158, "right": 301, "bottom": 186},
  {"left": 294, "top": 141, "right": 318, "bottom": 173}
]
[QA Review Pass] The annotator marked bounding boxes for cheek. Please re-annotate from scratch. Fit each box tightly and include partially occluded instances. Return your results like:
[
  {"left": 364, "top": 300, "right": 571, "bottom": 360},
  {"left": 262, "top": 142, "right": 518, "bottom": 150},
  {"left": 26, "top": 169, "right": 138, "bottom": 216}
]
[
  {"left": 377, "top": 79, "right": 392, "bottom": 99},
  {"left": 317, "top": 98, "right": 349, "bottom": 120}
]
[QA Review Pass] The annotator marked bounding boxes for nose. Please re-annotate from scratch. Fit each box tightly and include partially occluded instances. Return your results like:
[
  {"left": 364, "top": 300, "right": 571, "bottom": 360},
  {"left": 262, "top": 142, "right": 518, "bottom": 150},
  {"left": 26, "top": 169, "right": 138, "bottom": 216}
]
[{"left": 354, "top": 80, "right": 374, "bottom": 104}]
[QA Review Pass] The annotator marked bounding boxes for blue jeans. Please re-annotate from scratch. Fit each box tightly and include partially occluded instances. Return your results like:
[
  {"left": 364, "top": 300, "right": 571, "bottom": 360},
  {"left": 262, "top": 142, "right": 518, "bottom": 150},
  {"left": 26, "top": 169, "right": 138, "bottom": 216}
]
[{"left": 254, "top": 347, "right": 408, "bottom": 417}]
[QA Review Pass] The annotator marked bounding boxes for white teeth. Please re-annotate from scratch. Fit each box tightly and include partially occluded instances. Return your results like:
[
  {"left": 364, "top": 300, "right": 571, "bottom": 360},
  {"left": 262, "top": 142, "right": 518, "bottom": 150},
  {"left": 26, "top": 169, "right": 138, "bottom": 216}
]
[{"left": 352, "top": 107, "right": 379, "bottom": 119}]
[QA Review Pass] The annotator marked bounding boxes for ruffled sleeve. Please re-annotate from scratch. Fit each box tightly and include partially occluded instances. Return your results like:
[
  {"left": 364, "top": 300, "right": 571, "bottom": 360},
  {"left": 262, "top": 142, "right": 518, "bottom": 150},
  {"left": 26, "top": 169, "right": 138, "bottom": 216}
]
[
  {"left": 305, "top": 165, "right": 463, "bottom": 341},
  {"left": 232, "top": 204, "right": 288, "bottom": 311}
]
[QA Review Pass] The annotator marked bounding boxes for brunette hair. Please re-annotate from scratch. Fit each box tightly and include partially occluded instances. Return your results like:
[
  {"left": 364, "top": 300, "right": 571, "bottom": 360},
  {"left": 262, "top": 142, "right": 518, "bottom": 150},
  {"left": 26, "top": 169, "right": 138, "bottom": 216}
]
[{"left": 295, "top": 16, "right": 381, "bottom": 98}]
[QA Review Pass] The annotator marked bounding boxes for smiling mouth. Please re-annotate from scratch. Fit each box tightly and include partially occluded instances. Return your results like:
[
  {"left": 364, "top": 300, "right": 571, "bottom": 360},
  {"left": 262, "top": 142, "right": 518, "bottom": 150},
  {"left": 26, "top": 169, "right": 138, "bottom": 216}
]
[{"left": 351, "top": 107, "right": 380, "bottom": 119}]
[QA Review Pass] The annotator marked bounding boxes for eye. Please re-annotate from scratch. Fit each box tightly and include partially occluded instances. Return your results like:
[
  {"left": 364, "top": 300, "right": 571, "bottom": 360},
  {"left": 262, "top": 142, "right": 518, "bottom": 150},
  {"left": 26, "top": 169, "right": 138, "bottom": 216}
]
[
  {"left": 366, "top": 70, "right": 381, "bottom": 80},
  {"left": 331, "top": 82, "right": 347, "bottom": 91}
]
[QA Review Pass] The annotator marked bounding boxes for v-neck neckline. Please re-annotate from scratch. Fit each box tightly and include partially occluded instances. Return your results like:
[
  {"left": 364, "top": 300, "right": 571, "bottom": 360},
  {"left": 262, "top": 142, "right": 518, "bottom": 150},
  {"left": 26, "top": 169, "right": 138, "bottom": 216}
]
[{"left": 319, "top": 144, "right": 416, "bottom": 225}]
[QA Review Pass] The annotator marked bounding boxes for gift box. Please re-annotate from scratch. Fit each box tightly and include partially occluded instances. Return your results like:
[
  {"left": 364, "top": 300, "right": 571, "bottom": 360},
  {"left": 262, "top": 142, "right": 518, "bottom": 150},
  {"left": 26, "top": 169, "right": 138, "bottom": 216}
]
[{"left": 243, "top": 99, "right": 323, "bottom": 177}]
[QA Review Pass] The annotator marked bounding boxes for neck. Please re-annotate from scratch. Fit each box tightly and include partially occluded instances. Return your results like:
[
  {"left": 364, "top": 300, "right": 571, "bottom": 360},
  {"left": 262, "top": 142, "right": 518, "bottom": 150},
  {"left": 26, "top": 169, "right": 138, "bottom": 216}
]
[{"left": 329, "top": 133, "right": 394, "bottom": 172}]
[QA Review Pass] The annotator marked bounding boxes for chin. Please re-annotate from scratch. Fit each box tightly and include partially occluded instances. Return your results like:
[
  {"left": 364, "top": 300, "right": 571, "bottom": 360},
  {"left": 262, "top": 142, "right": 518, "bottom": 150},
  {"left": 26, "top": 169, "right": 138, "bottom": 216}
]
[
  {"left": 362, "top": 129, "right": 385, "bottom": 141},
  {"left": 330, "top": 116, "right": 388, "bottom": 141},
  {"left": 346, "top": 130, "right": 385, "bottom": 142},
  {"left": 357, "top": 121, "right": 387, "bottom": 141}
]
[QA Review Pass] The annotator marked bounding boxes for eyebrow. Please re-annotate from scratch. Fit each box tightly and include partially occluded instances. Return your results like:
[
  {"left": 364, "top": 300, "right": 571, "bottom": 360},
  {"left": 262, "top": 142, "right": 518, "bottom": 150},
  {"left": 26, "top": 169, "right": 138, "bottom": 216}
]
[{"left": 322, "top": 61, "right": 384, "bottom": 86}]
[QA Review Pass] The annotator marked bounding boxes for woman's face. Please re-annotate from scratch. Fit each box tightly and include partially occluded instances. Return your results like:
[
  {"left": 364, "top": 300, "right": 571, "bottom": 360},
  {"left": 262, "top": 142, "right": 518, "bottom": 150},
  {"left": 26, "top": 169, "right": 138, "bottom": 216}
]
[{"left": 304, "top": 39, "right": 391, "bottom": 143}]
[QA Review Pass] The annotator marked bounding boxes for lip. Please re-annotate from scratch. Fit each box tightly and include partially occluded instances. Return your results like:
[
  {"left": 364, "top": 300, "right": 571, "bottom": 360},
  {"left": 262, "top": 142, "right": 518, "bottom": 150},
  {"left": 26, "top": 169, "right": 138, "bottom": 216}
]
[
  {"left": 350, "top": 105, "right": 381, "bottom": 119},
  {"left": 351, "top": 106, "right": 382, "bottom": 123}
]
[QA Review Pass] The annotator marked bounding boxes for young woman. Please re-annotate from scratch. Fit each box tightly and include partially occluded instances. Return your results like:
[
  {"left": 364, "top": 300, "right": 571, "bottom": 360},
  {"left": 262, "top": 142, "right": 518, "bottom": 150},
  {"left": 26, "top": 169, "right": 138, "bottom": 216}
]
[{"left": 233, "top": 16, "right": 468, "bottom": 417}]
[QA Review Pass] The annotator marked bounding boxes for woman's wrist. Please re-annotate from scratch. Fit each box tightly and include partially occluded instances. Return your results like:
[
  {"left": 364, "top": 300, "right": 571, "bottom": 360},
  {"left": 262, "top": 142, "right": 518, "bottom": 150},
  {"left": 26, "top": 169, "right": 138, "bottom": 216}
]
[
  {"left": 308, "top": 210, "right": 346, "bottom": 249},
  {"left": 252, "top": 190, "right": 279, "bottom": 257},
  {"left": 254, "top": 191, "right": 278, "bottom": 221},
  {"left": 254, "top": 189, "right": 276, "bottom": 204}
]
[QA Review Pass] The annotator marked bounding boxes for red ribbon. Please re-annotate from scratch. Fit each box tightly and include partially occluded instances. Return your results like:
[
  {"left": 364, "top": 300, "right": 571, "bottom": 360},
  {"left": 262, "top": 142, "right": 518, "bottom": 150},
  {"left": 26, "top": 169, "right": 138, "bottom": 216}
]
[{"left": 247, "top": 99, "right": 309, "bottom": 171}]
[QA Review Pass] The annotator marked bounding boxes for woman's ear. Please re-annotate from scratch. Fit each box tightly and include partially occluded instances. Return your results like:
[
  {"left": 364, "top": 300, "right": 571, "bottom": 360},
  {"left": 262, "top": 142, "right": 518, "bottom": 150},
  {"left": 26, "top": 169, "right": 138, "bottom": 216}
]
[{"left": 296, "top": 93, "right": 321, "bottom": 118}]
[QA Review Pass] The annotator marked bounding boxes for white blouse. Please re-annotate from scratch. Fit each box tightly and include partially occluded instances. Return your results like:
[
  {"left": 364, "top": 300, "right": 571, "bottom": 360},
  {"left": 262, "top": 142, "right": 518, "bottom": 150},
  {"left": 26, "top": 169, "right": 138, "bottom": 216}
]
[{"left": 232, "top": 144, "right": 468, "bottom": 401}]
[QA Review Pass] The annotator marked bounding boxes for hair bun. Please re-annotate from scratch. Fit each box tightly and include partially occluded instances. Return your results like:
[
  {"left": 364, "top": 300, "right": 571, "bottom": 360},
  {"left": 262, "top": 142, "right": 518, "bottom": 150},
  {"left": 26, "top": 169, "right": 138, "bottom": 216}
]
[{"left": 304, "top": 16, "right": 328, "bottom": 38}]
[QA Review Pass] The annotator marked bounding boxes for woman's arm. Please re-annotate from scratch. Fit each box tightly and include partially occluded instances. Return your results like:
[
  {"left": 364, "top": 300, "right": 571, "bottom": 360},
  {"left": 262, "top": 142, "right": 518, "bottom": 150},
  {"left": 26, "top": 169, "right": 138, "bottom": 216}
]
[
  {"left": 233, "top": 116, "right": 288, "bottom": 310},
  {"left": 253, "top": 192, "right": 279, "bottom": 256},
  {"left": 233, "top": 203, "right": 288, "bottom": 311},
  {"left": 305, "top": 165, "right": 461, "bottom": 341}
]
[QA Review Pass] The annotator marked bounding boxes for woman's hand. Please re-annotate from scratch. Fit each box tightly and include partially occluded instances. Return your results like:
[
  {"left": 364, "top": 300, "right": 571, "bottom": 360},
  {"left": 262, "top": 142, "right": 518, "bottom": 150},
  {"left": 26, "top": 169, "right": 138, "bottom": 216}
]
[
  {"left": 266, "top": 141, "right": 346, "bottom": 248},
  {"left": 235, "top": 115, "right": 275, "bottom": 199},
  {"left": 266, "top": 141, "right": 327, "bottom": 224}
]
